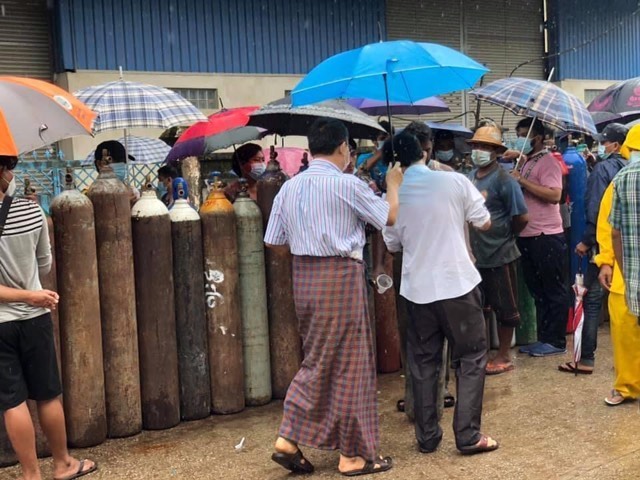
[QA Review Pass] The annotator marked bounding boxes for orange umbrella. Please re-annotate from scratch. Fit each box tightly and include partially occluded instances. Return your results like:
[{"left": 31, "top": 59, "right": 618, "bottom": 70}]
[{"left": 0, "top": 76, "right": 96, "bottom": 155}]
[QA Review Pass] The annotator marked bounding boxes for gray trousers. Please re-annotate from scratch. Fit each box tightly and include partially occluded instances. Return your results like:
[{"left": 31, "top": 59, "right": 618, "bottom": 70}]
[{"left": 406, "top": 288, "right": 488, "bottom": 451}]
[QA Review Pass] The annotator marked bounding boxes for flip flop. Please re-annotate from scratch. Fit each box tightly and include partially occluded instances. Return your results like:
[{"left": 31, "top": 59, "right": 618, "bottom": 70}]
[
  {"left": 54, "top": 460, "right": 98, "bottom": 480},
  {"left": 271, "top": 449, "right": 315, "bottom": 474},
  {"left": 486, "top": 362, "right": 515, "bottom": 375},
  {"left": 604, "top": 390, "right": 628, "bottom": 407},
  {"left": 459, "top": 435, "right": 499, "bottom": 456},
  {"left": 558, "top": 362, "right": 593, "bottom": 375},
  {"left": 342, "top": 456, "right": 393, "bottom": 477}
]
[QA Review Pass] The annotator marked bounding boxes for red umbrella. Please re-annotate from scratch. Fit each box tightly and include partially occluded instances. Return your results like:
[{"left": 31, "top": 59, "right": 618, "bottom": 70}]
[
  {"left": 568, "top": 273, "right": 587, "bottom": 374},
  {"left": 177, "top": 106, "right": 259, "bottom": 142}
]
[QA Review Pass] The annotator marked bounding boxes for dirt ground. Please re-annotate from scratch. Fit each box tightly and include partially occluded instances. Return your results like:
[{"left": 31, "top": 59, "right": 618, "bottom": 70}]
[{"left": 4, "top": 326, "right": 640, "bottom": 480}]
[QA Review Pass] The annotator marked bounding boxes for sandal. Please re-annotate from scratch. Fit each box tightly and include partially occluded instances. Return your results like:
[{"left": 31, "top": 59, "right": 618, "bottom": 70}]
[
  {"left": 459, "top": 434, "right": 499, "bottom": 456},
  {"left": 271, "top": 449, "right": 315, "bottom": 474},
  {"left": 342, "top": 456, "right": 393, "bottom": 477},
  {"left": 604, "top": 390, "right": 627, "bottom": 407},
  {"left": 54, "top": 459, "right": 98, "bottom": 480},
  {"left": 558, "top": 362, "right": 593, "bottom": 375},
  {"left": 486, "top": 362, "right": 515, "bottom": 375}
]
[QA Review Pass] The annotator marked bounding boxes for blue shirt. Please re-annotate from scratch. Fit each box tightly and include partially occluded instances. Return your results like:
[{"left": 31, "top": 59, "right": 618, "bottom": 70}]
[
  {"left": 356, "top": 152, "right": 388, "bottom": 189},
  {"left": 264, "top": 159, "right": 389, "bottom": 259}
]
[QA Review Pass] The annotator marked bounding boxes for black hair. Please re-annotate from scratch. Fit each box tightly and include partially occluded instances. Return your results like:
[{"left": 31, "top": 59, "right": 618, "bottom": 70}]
[
  {"left": 382, "top": 132, "right": 423, "bottom": 168},
  {"left": 348, "top": 138, "right": 357, "bottom": 152},
  {"left": 403, "top": 121, "right": 433, "bottom": 147},
  {"left": 378, "top": 120, "right": 394, "bottom": 135},
  {"left": 0, "top": 155, "right": 18, "bottom": 171},
  {"left": 516, "top": 118, "right": 546, "bottom": 138},
  {"left": 158, "top": 165, "right": 179, "bottom": 179},
  {"left": 231, "top": 143, "right": 263, "bottom": 176},
  {"left": 308, "top": 118, "right": 349, "bottom": 157}
]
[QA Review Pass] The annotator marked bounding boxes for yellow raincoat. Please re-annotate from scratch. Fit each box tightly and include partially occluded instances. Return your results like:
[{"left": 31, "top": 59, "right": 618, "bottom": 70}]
[{"left": 594, "top": 183, "right": 640, "bottom": 399}]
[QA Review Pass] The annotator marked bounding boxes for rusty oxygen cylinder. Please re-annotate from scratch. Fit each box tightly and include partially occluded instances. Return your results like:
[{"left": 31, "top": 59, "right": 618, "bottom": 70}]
[
  {"left": 233, "top": 178, "right": 272, "bottom": 406},
  {"left": 87, "top": 164, "right": 142, "bottom": 438},
  {"left": 371, "top": 232, "right": 401, "bottom": 373},
  {"left": 257, "top": 147, "right": 301, "bottom": 399},
  {"left": 50, "top": 171, "right": 107, "bottom": 447},
  {"left": 200, "top": 172, "right": 245, "bottom": 414},
  {"left": 131, "top": 178, "right": 180, "bottom": 430},
  {"left": 169, "top": 178, "right": 211, "bottom": 420}
]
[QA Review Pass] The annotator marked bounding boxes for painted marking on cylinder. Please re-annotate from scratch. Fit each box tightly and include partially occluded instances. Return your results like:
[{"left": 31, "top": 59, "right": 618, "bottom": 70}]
[
  {"left": 205, "top": 269, "right": 225, "bottom": 308},
  {"left": 219, "top": 326, "right": 228, "bottom": 335}
]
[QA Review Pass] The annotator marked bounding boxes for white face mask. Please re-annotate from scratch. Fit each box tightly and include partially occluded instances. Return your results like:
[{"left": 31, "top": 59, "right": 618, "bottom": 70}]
[
  {"left": 249, "top": 163, "right": 266, "bottom": 180},
  {"left": 435, "top": 150, "right": 454, "bottom": 162},
  {"left": 471, "top": 149, "right": 494, "bottom": 167},
  {"left": 630, "top": 151, "right": 640, "bottom": 164},
  {"left": 1, "top": 171, "right": 16, "bottom": 196}
]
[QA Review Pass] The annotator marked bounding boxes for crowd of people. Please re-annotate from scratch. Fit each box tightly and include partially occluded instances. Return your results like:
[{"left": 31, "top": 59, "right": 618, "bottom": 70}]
[{"left": 265, "top": 116, "right": 640, "bottom": 476}]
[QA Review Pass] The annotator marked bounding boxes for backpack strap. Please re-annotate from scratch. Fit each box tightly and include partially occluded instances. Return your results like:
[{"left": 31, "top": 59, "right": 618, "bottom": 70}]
[{"left": 0, "top": 195, "right": 14, "bottom": 239}]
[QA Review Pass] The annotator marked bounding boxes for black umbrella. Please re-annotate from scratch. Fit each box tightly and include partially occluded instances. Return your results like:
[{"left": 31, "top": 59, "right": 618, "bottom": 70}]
[
  {"left": 588, "top": 77, "right": 640, "bottom": 129},
  {"left": 248, "top": 96, "right": 386, "bottom": 139}
]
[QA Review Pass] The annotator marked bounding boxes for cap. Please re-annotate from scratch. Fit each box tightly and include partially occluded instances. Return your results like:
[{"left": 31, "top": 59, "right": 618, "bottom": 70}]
[
  {"left": 594, "top": 123, "right": 628, "bottom": 145},
  {"left": 467, "top": 125, "right": 507, "bottom": 153},
  {"left": 94, "top": 140, "right": 135, "bottom": 163}
]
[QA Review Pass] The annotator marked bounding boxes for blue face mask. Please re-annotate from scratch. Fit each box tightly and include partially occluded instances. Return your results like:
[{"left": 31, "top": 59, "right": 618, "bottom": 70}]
[
  {"left": 157, "top": 182, "right": 168, "bottom": 199},
  {"left": 111, "top": 163, "right": 127, "bottom": 182},
  {"left": 513, "top": 137, "right": 534, "bottom": 155}
]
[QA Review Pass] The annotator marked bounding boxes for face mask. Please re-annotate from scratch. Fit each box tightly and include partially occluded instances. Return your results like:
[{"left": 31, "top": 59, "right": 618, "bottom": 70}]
[
  {"left": 471, "top": 149, "right": 494, "bottom": 167},
  {"left": 435, "top": 150, "right": 454, "bottom": 162},
  {"left": 631, "top": 151, "right": 640, "bottom": 164},
  {"left": 248, "top": 162, "right": 266, "bottom": 180},
  {"left": 157, "top": 182, "right": 168, "bottom": 199},
  {"left": 597, "top": 144, "right": 612, "bottom": 159},
  {"left": 377, "top": 140, "right": 386, "bottom": 150},
  {"left": 514, "top": 137, "right": 534, "bottom": 155},
  {"left": 111, "top": 162, "right": 127, "bottom": 182}
]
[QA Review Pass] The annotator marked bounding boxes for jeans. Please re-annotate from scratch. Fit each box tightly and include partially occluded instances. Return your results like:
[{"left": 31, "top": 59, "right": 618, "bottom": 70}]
[
  {"left": 517, "top": 234, "right": 569, "bottom": 349},
  {"left": 581, "top": 262, "right": 603, "bottom": 366}
]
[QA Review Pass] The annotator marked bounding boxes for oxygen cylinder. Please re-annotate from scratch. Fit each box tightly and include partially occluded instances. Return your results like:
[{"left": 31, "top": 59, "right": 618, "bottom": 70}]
[
  {"left": 201, "top": 173, "right": 245, "bottom": 414},
  {"left": 563, "top": 147, "right": 588, "bottom": 279},
  {"left": 50, "top": 172, "right": 107, "bottom": 448},
  {"left": 169, "top": 178, "right": 211, "bottom": 420},
  {"left": 233, "top": 178, "right": 271, "bottom": 406},
  {"left": 87, "top": 165, "right": 142, "bottom": 438},
  {"left": 132, "top": 180, "right": 180, "bottom": 430},
  {"left": 257, "top": 150, "right": 301, "bottom": 399},
  {"left": 371, "top": 232, "right": 401, "bottom": 373}
]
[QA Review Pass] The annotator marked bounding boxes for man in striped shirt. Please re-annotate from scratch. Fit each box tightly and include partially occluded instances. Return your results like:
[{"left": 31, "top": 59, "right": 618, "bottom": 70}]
[
  {"left": 0, "top": 156, "right": 97, "bottom": 480},
  {"left": 265, "top": 118, "right": 402, "bottom": 476}
]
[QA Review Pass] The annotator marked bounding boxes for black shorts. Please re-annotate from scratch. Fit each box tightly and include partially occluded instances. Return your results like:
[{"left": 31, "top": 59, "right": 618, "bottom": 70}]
[
  {"left": 0, "top": 313, "right": 62, "bottom": 411},
  {"left": 478, "top": 261, "right": 521, "bottom": 328}
]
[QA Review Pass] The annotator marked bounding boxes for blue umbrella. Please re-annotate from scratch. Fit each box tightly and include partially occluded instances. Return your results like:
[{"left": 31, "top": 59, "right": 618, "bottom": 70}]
[{"left": 291, "top": 40, "right": 488, "bottom": 108}]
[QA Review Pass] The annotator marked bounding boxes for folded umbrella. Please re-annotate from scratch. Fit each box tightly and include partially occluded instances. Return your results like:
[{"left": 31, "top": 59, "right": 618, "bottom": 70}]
[
  {"left": 0, "top": 76, "right": 95, "bottom": 155},
  {"left": 248, "top": 97, "right": 385, "bottom": 138},
  {"left": 472, "top": 78, "right": 597, "bottom": 135},
  {"left": 347, "top": 96, "right": 449, "bottom": 116},
  {"left": 569, "top": 273, "right": 587, "bottom": 374}
]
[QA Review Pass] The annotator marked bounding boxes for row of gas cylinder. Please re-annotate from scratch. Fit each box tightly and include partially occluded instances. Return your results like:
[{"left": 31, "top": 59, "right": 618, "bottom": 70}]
[{"left": 0, "top": 158, "right": 402, "bottom": 466}]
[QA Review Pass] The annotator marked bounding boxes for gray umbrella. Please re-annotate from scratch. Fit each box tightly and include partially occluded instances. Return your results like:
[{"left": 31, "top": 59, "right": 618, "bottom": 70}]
[{"left": 248, "top": 96, "right": 386, "bottom": 139}]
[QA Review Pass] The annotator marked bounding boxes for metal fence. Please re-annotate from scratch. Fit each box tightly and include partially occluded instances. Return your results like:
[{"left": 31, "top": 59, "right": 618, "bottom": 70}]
[{"left": 13, "top": 161, "right": 165, "bottom": 214}]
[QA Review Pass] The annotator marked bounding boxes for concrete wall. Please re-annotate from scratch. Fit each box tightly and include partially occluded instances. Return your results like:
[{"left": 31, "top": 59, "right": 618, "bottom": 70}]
[
  {"left": 557, "top": 79, "right": 619, "bottom": 104},
  {"left": 55, "top": 70, "right": 305, "bottom": 160}
]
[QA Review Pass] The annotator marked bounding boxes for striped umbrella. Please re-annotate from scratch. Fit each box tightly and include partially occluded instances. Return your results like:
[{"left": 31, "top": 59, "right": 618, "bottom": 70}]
[
  {"left": 471, "top": 78, "right": 597, "bottom": 135},
  {"left": 84, "top": 136, "right": 170, "bottom": 165},
  {"left": 74, "top": 80, "right": 206, "bottom": 133}
]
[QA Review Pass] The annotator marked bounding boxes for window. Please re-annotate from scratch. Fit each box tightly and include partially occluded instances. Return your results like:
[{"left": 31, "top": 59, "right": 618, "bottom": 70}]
[
  {"left": 170, "top": 88, "right": 219, "bottom": 110},
  {"left": 284, "top": 89, "right": 292, "bottom": 98},
  {"left": 584, "top": 89, "right": 604, "bottom": 104}
]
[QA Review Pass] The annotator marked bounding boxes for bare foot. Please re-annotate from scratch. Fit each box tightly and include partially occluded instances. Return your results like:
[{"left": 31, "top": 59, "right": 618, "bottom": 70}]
[{"left": 53, "top": 457, "right": 97, "bottom": 480}]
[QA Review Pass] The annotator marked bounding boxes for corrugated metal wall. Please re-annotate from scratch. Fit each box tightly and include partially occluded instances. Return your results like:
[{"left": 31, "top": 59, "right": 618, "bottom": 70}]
[
  {"left": 549, "top": 0, "right": 640, "bottom": 80},
  {"left": 54, "top": 0, "right": 385, "bottom": 74},
  {"left": 387, "top": 0, "right": 545, "bottom": 132}
]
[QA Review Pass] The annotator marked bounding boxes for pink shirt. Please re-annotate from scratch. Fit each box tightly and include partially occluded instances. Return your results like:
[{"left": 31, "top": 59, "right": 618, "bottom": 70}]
[{"left": 519, "top": 151, "right": 564, "bottom": 237}]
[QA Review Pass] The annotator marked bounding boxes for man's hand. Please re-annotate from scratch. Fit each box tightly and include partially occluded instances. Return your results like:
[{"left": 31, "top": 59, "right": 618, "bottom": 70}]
[
  {"left": 598, "top": 265, "right": 613, "bottom": 291},
  {"left": 575, "top": 242, "right": 590, "bottom": 257},
  {"left": 510, "top": 168, "right": 522, "bottom": 183},
  {"left": 385, "top": 163, "right": 403, "bottom": 190},
  {"left": 26, "top": 290, "right": 59, "bottom": 309}
]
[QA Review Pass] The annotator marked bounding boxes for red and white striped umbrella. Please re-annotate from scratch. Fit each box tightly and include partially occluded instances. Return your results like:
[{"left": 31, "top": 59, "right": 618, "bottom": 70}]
[{"left": 569, "top": 273, "right": 588, "bottom": 371}]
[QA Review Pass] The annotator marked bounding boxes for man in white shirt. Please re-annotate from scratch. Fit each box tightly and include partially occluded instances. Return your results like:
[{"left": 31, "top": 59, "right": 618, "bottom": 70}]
[{"left": 383, "top": 132, "right": 499, "bottom": 456}]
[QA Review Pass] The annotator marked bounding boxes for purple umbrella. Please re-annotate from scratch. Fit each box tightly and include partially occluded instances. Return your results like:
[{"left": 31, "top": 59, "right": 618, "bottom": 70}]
[{"left": 347, "top": 96, "right": 449, "bottom": 116}]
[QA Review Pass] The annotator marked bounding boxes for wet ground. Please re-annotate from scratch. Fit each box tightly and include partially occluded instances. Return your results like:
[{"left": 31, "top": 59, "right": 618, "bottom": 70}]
[{"left": 4, "top": 326, "right": 640, "bottom": 479}]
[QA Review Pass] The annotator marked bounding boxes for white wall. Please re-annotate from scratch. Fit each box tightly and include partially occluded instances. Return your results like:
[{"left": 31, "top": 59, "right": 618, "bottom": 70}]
[
  {"left": 55, "top": 70, "right": 307, "bottom": 160},
  {"left": 557, "top": 79, "right": 619, "bottom": 104}
]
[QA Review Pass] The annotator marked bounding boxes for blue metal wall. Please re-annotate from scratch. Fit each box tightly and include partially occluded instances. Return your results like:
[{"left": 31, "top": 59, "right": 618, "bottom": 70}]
[
  {"left": 549, "top": 0, "right": 640, "bottom": 80},
  {"left": 54, "top": 0, "right": 385, "bottom": 75}
]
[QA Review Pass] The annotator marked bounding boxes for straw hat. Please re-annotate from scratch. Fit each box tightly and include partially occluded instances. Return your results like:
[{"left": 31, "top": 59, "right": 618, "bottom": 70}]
[{"left": 467, "top": 125, "right": 507, "bottom": 153}]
